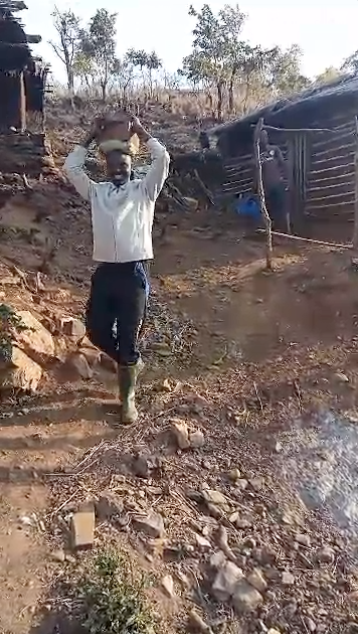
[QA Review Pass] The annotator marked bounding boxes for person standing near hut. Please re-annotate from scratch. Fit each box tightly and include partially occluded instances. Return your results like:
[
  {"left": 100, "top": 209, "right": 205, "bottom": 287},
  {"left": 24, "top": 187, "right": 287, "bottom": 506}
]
[
  {"left": 64, "top": 114, "right": 170, "bottom": 425},
  {"left": 257, "top": 129, "right": 289, "bottom": 232}
]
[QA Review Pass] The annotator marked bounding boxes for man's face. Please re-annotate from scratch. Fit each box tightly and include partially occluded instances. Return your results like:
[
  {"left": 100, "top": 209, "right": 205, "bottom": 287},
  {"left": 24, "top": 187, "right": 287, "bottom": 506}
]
[{"left": 105, "top": 150, "right": 132, "bottom": 185}]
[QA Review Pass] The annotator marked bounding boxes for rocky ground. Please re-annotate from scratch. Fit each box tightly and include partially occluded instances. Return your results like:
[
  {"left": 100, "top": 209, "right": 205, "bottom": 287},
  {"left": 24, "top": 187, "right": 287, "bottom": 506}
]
[{"left": 0, "top": 103, "right": 358, "bottom": 634}]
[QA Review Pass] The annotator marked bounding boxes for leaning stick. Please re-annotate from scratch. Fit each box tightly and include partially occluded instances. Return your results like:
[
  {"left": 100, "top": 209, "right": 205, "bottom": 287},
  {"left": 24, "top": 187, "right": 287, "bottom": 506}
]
[{"left": 253, "top": 118, "right": 272, "bottom": 269}]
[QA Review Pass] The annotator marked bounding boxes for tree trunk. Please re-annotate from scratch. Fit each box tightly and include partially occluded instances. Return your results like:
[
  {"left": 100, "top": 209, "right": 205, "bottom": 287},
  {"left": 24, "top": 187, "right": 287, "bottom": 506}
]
[
  {"left": 228, "top": 65, "right": 237, "bottom": 114},
  {"left": 217, "top": 81, "right": 224, "bottom": 121}
]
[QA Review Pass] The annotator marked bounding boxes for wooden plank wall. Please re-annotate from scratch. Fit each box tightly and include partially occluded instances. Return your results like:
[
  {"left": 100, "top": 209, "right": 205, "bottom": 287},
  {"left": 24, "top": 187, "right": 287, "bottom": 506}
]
[
  {"left": 220, "top": 141, "right": 288, "bottom": 199},
  {"left": 305, "top": 116, "right": 356, "bottom": 218}
]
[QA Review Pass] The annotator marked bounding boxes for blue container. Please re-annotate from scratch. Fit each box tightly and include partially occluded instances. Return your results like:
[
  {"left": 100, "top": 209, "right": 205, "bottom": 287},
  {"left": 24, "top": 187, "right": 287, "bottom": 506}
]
[{"left": 235, "top": 196, "right": 261, "bottom": 221}]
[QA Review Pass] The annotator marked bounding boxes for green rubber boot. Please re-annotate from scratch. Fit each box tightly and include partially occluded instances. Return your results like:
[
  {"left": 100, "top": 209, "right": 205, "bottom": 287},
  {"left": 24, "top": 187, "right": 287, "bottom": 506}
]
[{"left": 118, "top": 358, "right": 144, "bottom": 425}]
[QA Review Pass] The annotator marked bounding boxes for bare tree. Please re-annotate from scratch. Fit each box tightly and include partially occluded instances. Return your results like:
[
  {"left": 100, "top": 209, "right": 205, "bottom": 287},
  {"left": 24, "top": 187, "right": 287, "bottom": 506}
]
[{"left": 50, "top": 7, "right": 81, "bottom": 94}]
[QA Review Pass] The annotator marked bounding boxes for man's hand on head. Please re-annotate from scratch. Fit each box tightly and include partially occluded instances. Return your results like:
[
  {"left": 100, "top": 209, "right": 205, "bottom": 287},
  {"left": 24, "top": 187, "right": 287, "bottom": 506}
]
[
  {"left": 81, "top": 116, "right": 106, "bottom": 148},
  {"left": 131, "top": 116, "right": 151, "bottom": 143}
]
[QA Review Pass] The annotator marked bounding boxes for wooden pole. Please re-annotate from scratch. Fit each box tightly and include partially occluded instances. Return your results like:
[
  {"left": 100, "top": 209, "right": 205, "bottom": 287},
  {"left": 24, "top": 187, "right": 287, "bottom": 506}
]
[
  {"left": 19, "top": 72, "right": 26, "bottom": 133},
  {"left": 352, "top": 116, "right": 358, "bottom": 254},
  {"left": 253, "top": 118, "right": 273, "bottom": 269}
]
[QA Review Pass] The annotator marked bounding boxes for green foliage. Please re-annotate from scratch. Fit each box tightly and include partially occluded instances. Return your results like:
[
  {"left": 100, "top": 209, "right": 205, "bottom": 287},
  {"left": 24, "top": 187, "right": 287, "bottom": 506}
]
[
  {"left": 77, "top": 552, "right": 155, "bottom": 634},
  {"left": 180, "top": 3, "right": 310, "bottom": 116},
  {"left": 78, "top": 8, "right": 118, "bottom": 101},
  {"left": 0, "top": 305, "right": 28, "bottom": 363}
]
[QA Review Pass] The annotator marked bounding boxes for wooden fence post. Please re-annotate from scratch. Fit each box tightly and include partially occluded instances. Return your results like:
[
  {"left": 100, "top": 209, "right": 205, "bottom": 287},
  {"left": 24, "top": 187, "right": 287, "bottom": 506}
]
[
  {"left": 353, "top": 116, "right": 358, "bottom": 253},
  {"left": 253, "top": 118, "right": 273, "bottom": 269}
]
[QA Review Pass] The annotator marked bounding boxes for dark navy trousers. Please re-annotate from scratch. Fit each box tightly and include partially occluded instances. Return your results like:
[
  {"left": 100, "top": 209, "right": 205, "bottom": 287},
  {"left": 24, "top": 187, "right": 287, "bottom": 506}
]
[{"left": 86, "top": 261, "right": 150, "bottom": 365}]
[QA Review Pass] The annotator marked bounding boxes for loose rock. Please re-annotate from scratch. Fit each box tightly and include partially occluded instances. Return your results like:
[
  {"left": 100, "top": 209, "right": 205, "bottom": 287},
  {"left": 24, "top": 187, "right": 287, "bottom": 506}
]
[
  {"left": 233, "top": 579, "right": 263, "bottom": 613},
  {"left": 188, "top": 609, "right": 212, "bottom": 633},
  {"left": 133, "top": 512, "right": 165, "bottom": 538},
  {"left": 52, "top": 549, "right": 66, "bottom": 563},
  {"left": 0, "top": 346, "right": 42, "bottom": 393},
  {"left": 282, "top": 571, "right": 295, "bottom": 585},
  {"left": 16, "top": 310, "right": 55, "bottom": 364},
  {"left": 190, "top": 430, "right": 205, "bottom": 449},
  {"left": 71, "top": 507, "right": 95, "bottom": 550},
  {"left": 203, "top": 489, "right": 229, "bottom": 510},
  {"left": 67, "top": 352, "right": 93, "bottom": 380},
  {"left": 212, "top": 561, "right": 243, "bottom": 602},
  {"left": 229, "top": 468, "right": 241, "bottom": 482},
  {"left": 172, "top": 420, "right": 190, "bottom": 450},
  {"left": 295, "top": 533, "right": 311, "bottom": 548},
  {"left": 247, "top": 568, "right": 267, "bottom": 593},
  {"left": 316, "top": 545, "right": 335, "bottom": 564},
  {"left": 61, "top": 317, "right": 86, "bottom": 339},
  {"left": 161, "top": 574, "right": 175, "bottom": 598},
  {"left": 195, "top": 533, "right": 211, "bottom": 550}
]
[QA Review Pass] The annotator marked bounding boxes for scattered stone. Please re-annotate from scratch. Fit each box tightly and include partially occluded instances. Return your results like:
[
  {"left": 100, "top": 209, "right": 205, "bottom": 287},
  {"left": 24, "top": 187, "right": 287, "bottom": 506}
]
[
  {"left": 335, "top": 372, "right": 349, "bottom": 383},
  {"left": 52, "top": 549, "right": 66, "bottom": 563},
  {"left": 210, "top": 550, "right": 227, "bottom": 569},
  {"left": 206, "top": 503, "right": 223, "bottom": 519},
  {"left": 236, "top": 479, "right": 249, "bottom": 491},
  {"left": 172, "top": 420, "right": 190, "bottom": 450},
  {"left": 249, "top": 477, "right": 264, "bottom": 492},
  {"left": 229, "top": 468, "right": 241, "bottom": 482},
  {"left": 282, "top": 571, "right": 295, "bottom": 585},
  {"left": 99, "top": 352, "right": 117, "bottom": 373},
  {"left": 274, "top": 442, "right": 283, "bottom": 453},
  {"left": 229, "top": 511, "right": 240, "bottom": 524},
  {"left": 162, "top": 378, "right": 172, "bottom": 392},
  {"left": 295, "top": 533, "right": 311, "bottom": 548},
  {"left": 305, "top": 617, "right": 317, "bottom": 632},
  {"left": 268, "top": 629, "right": 281, "bottom": 634},
  {"left": 212, "top": 561, "right": 244, "bottom": 602},
  {"left": 132, "top": 455, "right": 151, "bottom": 479},
  {"left": 71, "top": 507, "right": 95, "bottom": 550},
  {"left": 95, "top": 493, "right": 124, "bottom": 521},
  {"left": 203, "top": 489, "right": 229, "bottom": 510},
  {"left": 195, "top": 533, "right": 211, "bottom": 550},
  {"left": 161, "top": 574, "right": 175, "bottom": 598},
  {"left": 233, "top": 579, "right": 263, "bottom": 613},
  {"left": 61, "top": 317, "right": 86, "bottom": 339},
  {"left": 247, "top": 568, "right": 268, "bottom": 593},
  {"left": 190, "top": 430, "right": 205, "bottom": 449},
  {"left": 236, "top": 518, "right": 252, "bottom": 530},
  {"left": 133, "top": 512, "right": 165, "bottom": 538},
  {"left": 65, "top": 554, "right": 77, "bottom": 564},
  {"left": 316, "top": 545, "right": 335, "bottom": 564},
  {"left": 0, "top": 346, "right": 42, "bottom": 393},
  {"left": 16, "top": 310, "right": 55, "bottom": 364},
  {"left": 188, "top": 609, "right": 212, "bottom": 633},
  {"left": 67, "top": 352, "right": 93, "bottom": 380}
]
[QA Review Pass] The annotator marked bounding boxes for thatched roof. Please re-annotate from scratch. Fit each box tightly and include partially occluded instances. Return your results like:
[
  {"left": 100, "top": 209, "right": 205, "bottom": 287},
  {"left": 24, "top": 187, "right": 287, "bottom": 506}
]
[{"left": 210, "top": 74, "right": 358, "bottom": 145}]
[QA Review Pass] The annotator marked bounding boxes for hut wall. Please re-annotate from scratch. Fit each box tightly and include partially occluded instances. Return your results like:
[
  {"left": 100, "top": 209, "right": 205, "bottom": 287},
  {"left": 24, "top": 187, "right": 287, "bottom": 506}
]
[
  {"left": 304, "top": 114, "right": 356, "bottom": 218},
  {"left": 220, "top": 139, "right": 288, "bottom": 199}
]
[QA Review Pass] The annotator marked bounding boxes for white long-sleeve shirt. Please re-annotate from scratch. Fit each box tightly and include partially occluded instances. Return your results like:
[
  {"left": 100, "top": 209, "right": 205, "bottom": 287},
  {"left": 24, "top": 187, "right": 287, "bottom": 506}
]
[{"left": 64, "top": 138, "right": 170, "bottom": 263}]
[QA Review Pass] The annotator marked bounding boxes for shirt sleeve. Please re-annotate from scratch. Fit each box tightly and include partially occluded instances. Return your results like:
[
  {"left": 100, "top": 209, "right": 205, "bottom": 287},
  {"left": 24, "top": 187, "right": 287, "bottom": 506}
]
[
  {"left": 64, "top": 145, "right": 94, "bottom": 201},
  {"left": 141, "top": 138, "right": 170, "bottom": 202}
]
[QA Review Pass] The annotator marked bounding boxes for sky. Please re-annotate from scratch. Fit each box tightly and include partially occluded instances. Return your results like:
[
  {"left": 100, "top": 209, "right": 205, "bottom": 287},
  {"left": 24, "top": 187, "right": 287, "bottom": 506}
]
[{"left": 23, "top": 0, "right": 358, "bottom": 82}]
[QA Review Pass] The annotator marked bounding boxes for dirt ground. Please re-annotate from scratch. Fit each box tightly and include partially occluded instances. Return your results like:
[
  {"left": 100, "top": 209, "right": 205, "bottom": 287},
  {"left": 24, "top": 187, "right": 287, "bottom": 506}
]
[{"left": 1, "top": 110, "right": 358, "bottom": 633}]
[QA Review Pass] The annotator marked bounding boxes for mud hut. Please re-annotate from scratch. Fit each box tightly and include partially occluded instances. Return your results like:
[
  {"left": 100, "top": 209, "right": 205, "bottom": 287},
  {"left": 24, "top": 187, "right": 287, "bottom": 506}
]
[
  {"left": 209, "top": 75, "right": 358, "bottom": 230},
  {"left": 0, "top": 1, "right": 49, "bottom": 175}
]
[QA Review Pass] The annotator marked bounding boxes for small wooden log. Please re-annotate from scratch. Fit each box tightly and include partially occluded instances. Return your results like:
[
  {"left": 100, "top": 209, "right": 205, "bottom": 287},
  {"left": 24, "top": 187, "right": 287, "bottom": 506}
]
[{"left": 253, "top": 117, "right": 273, "bottom": 269}]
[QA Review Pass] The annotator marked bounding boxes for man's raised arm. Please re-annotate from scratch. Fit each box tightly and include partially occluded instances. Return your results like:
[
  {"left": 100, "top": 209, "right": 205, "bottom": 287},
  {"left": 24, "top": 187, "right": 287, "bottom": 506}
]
[
  {"left": 132, "top": 117, "right": 170, "bottom": 202},
  {"left": 64, "top": 122, "right": 98, "bottom": 201}
]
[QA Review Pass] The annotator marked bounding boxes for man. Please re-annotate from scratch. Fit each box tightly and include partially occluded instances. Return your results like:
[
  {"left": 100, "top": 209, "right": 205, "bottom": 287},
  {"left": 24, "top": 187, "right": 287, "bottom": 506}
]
[
  {"left": 64, "top": 115, "right": 170, "bottom": 424},
  {"left": 258, "top": 129, "right": 289, "bottom": 232}
]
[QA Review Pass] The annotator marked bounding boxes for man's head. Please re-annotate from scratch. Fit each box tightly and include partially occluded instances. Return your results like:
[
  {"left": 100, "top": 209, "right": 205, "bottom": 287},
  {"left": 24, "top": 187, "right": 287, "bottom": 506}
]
[
  {"left": 260, "top": 129, "right": 269, "bottom": 148},
  {"left": 105, "top": 149, "right": 132, "bottom": 185}
]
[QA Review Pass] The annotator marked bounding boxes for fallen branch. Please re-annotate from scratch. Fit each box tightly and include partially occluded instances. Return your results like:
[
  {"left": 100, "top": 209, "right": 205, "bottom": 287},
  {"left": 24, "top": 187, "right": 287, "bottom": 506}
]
[
  {"left": 255, "top": 228, "right": 352, "bottom": 249},
  {"left": 253, "top": 118, "right": 273, "bottom": 269}
]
